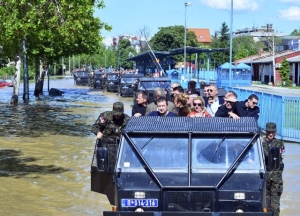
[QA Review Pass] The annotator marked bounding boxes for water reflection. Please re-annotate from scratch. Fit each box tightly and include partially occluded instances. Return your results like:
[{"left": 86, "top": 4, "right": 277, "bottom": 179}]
[
  {"left": 0, "top": 149, "right": 69, "bottom": 177},
  {"left": 0, "top": 78, "right": 127, "bottom": 215}
]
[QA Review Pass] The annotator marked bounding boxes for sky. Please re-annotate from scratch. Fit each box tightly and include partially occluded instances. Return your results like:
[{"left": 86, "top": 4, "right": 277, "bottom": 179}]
[{"left": 94, "top": 0, "right": 300, "bottom": 46}]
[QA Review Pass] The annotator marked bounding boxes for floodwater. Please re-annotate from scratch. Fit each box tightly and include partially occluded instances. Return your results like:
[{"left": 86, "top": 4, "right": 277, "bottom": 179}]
[{"left": 0, "top": 78, "right": 299, "bottom": 216}]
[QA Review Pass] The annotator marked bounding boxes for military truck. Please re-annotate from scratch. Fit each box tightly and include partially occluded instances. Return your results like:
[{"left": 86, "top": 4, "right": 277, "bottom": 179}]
[
  {"left": 73, "top": 70, "right": 90, "bottom": 86},
  {"left": 106, "top": 73, "right": 120, "bottom": 92},
  {"left": 119, "top": 74, "right": 144, "bottom": 97},
  {"left": 91, "top": 117, "right": 281, "bottom": 215},
  {"left": 132, "top": 77, "right": 171, "bottom": 104},
  {"left": 88, "top": 70, "right": 107, "bottom": 90}
]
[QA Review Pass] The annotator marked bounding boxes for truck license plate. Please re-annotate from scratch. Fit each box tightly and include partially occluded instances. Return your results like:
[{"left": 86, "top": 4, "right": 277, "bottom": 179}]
[{"left": 121, "top": 199, "right": 158, "bottom": 207}]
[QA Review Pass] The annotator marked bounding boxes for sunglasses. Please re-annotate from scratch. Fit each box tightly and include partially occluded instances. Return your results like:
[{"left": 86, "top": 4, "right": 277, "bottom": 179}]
[
  {"left": 193, "top": 103, "right": 202, "bottom": 106},
  {"left": 207, "top": 89, "right": 213, "bottom": 92},
  {"left": 252, "top": 101, "right": 258, "bottom": 105}
]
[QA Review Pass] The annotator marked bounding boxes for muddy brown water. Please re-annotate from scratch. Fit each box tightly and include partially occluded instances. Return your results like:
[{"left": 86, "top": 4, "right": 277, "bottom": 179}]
[{"left": 0, "top": 78, "right": 299, "bottom": 215}]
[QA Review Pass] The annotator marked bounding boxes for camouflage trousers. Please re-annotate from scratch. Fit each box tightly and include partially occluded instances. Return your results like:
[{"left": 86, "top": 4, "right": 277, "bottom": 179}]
[{"left": 266, "top": 171, "right": 283, "bottom": 216}]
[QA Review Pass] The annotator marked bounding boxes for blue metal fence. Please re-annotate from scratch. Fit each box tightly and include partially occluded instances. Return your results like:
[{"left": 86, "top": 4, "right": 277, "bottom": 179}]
[{"left": 226, "top": 87, "right": 300, "bottom": 142}]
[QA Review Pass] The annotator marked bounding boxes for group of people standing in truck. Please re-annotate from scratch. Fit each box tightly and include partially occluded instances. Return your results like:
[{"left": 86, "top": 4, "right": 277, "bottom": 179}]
[
  {"left": 131, "top": 81, "right": 260, "bottom": 119},
  {"left": 91, "top": 79, "right": 285, "bottom": 216}
]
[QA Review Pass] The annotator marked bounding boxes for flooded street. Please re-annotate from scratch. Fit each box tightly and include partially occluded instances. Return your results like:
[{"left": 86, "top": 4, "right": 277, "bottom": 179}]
[{"left": 0, "top": 78, "right": 299, "bottom": 215}]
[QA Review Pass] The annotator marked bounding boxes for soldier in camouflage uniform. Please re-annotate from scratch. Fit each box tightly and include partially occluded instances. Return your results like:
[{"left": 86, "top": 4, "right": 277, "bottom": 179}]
[
  {"left": 91, "top": 102, "right": 130, "bottom": 172},
  {"left": 262, "top": 122, "right": 285, "bottom": 216}
]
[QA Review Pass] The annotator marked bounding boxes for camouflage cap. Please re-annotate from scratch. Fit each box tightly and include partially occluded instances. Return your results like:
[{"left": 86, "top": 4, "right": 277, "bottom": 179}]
[
  {"left": 112, "top": 102, "right": 124, "bottom": 115},
  {"left": 266, "top": 122, "right": 277, "bottom": 132}
]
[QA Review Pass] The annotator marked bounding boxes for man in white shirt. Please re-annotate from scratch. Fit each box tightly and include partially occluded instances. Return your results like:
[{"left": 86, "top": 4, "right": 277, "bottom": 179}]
[{"left": 206, "top": 85, "right": 224, "bottom": 117}]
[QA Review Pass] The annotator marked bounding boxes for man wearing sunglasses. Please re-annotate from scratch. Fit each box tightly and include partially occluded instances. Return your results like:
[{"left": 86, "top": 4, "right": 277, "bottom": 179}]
[
  {"left": 215, "top": 91, "right": 244, "bottom": 119},
  {"left": 205, "top": 85, "right": 224, "bottom": 117},
  {"left": 239, "top": 94, "right": 260, "bottom": 120}
]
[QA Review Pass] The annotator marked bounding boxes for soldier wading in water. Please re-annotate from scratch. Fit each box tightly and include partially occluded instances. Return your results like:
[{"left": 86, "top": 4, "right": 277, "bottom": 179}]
[
  {"left": 262, "top": 122, "right": 285, "bottom": 216},
  {"left": 91, "top": 102, "right": 130, "bottom": 172}
]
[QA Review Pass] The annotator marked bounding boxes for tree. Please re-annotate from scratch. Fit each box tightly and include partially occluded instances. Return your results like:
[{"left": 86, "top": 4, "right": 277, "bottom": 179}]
[
  {"left": 264, "top": 36, "right": 282, "bottom": 53},
  {"left": 290, "top": 29, "right": 300, "bottom": 36},
  {"left": 0, "top": 0, "right": 111, "bottom": 104},
  {"left": 149, "top": 25, "right": 198, "bottom": 61},
  {"left": 136, "top": 25, "right": 151, "bottom": 53},
  {"left": 210, "top": 22, "right": 230, "bottom": 67},
  {"left": 279, "top": 57, "right": 292, "bottom": 86},
  {"left": 117, "top": 39, "right": 136, "bottom": 69},
  {"left": 232, "top": 36, "right": 264, "bottom": 60}
]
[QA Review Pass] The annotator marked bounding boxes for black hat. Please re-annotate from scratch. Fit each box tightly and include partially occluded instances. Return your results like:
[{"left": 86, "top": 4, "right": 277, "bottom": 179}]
[{"left": 266, "top": 122, "right": 276, "bottom": 132}]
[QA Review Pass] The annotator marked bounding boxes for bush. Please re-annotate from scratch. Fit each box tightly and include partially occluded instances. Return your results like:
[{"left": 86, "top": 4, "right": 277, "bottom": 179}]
[{"left": 0, "top": 66, "right": 15, "bottom": 79}]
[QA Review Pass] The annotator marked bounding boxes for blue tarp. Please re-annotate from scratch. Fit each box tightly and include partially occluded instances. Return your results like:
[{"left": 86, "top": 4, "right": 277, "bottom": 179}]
[
  {"left": 218, "top": 62, "right": 236, "bottom": 70},
  {"left": 236, "top": 63, "right": 251, "bottom": 70}
]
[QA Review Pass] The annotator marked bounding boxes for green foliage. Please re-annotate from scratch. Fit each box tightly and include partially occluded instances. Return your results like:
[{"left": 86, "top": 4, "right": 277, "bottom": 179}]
[
  {"left": 210, "top": 22, "right": 230, "bottom": 67},
  {"left": 279, "top": 57, "right": 292, "bottom": 86},
  {"left": 0, "top": 0, "right": 111, "bottom": 64},
  {"left": 0, "top": 66, "right": 15, "bottom": 79},
  {"left": 290, "top": 29, "right": 300, "bottom": 36},
  {"left": 117, "top": 39, "right": 137, "bottom": 69},
  {"left": 232, "top": 36, "right": 264, "bottom": 60},
  {"left": 149, "top": 25, "right": 198, "bottom": 62},
  {"left": 149, "top": 25, "right": 199, "bottom": 51}
]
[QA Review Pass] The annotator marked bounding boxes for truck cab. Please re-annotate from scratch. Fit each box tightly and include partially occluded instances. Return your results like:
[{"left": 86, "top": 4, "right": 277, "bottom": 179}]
[{"left": 91, "top": 117, "right": 276, "bottom": 215}]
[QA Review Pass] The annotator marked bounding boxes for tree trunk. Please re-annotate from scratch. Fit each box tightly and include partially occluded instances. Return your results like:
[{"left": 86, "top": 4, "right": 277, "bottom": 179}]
[
  {"left": 10, "top": 56, "right": 21, "bottom": 105},
  {"left": 33, "top": 59, "right": 46, "bottom": 97}
]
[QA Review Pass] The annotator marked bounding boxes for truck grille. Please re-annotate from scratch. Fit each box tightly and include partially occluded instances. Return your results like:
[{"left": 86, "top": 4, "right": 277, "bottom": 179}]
[{"left": 166, "top": 191, "right": 212, "bottom": 212}]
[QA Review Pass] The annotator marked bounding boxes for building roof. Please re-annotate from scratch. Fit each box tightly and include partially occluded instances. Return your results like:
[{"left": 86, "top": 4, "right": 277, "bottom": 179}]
[
  {"left": 127, "top": 50, "right": 169, "bottom": 61},
  {"left": 127, "top": 47, "right": 229, "bottom": 61},
  {"left": 188, "top": 28, "right": 212, "bottom": 43},
  {"left": 286, "top": 55, "right": 300, "bottom": 63},
  {"left": 235, "top": 50, "right": 299, "bottom": 64},
  {"left": 169, "top": 47, "right": 228, "bottom": 56}
]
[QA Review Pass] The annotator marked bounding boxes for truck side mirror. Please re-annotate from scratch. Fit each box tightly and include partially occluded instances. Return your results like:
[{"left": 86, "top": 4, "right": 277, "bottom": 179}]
[
  {"left": 268, "top": 147, "right": 281, "bottom": 171},
  {"left": 96, "top": 147, "right": 109, "bottom": 172}
]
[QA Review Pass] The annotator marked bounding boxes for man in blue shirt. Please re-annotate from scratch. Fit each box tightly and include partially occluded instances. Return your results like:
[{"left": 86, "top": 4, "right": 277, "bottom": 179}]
[{"left": 148, "top": 97, "right": 176, "bottom": 116}]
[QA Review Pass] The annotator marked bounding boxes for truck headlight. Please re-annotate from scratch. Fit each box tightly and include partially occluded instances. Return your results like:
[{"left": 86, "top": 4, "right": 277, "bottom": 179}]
[
  {"left": 234, "top": 192, "right": 245, "bottom": 200},
  {"left": 135, "top": 207, "right": 144, "bottom": 212},
  {"left": 235, "top": 208, "right": 244, "bottom": 212},
  {"left": 134, "top": 192, "right": 145, "bottom": 199}
]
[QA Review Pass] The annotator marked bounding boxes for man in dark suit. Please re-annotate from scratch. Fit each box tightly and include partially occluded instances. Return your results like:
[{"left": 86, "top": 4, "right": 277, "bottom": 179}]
[
  {"left": 205, "top": 85, "right": 224, "bottom": 117},
  {"left": 215, "top": 91, "right": 244, "bottom": 119}
]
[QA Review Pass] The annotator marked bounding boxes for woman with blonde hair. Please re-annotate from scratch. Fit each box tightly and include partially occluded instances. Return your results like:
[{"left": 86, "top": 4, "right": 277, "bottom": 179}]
[
  {"left": 173, "top": 93, "right": 191, "bottom": 116},
  {"left": 188, "top": 96, "right": 211, "bottom": 117}
]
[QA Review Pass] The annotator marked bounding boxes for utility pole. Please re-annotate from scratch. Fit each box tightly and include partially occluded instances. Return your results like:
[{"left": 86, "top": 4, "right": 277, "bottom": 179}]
[
  {"left": 272, "top": 35, "right": 276, "bottom": 85},
  {"left": 184, "top": 2, "right": 192, "bottom": 78}
]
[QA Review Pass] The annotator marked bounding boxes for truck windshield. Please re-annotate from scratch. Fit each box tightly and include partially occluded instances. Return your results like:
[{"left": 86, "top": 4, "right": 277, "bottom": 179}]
[
  {"left": 118, "top": 135, "right": 262, "bottom": 172},
  {"left": 192, "top": 137, "right": 261, "bottom": 172},
  {"left": 139, "top": 81, "right": 170, "bottom": 90},
  {"left": 118, "top": 135, "right": 188, "bottom": 170}
]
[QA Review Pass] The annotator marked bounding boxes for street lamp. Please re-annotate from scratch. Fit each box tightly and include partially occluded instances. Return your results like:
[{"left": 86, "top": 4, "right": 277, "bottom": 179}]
[
  {"left": 229, "top": 0, "right": 233, "bottom": 87},
  {"left": 184, "top": 2, "right": 192, "bottom": 77}
]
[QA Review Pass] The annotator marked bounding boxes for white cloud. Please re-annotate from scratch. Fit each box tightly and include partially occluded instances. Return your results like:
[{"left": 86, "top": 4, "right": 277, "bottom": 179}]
[
  {"left": 103, "top": 36, "right": 113, "bottom": 47},
  {"left": 279, "top": 6, "right": 300, "bottom": 20},
  {"left": 199, "top": 0, "right": 259, "bottom": 11}
]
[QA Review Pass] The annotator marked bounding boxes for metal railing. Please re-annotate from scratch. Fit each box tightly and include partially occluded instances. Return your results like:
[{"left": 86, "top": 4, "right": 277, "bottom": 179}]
[{"left": 226, "top": 87, "right": 300, "bottom": 142}]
